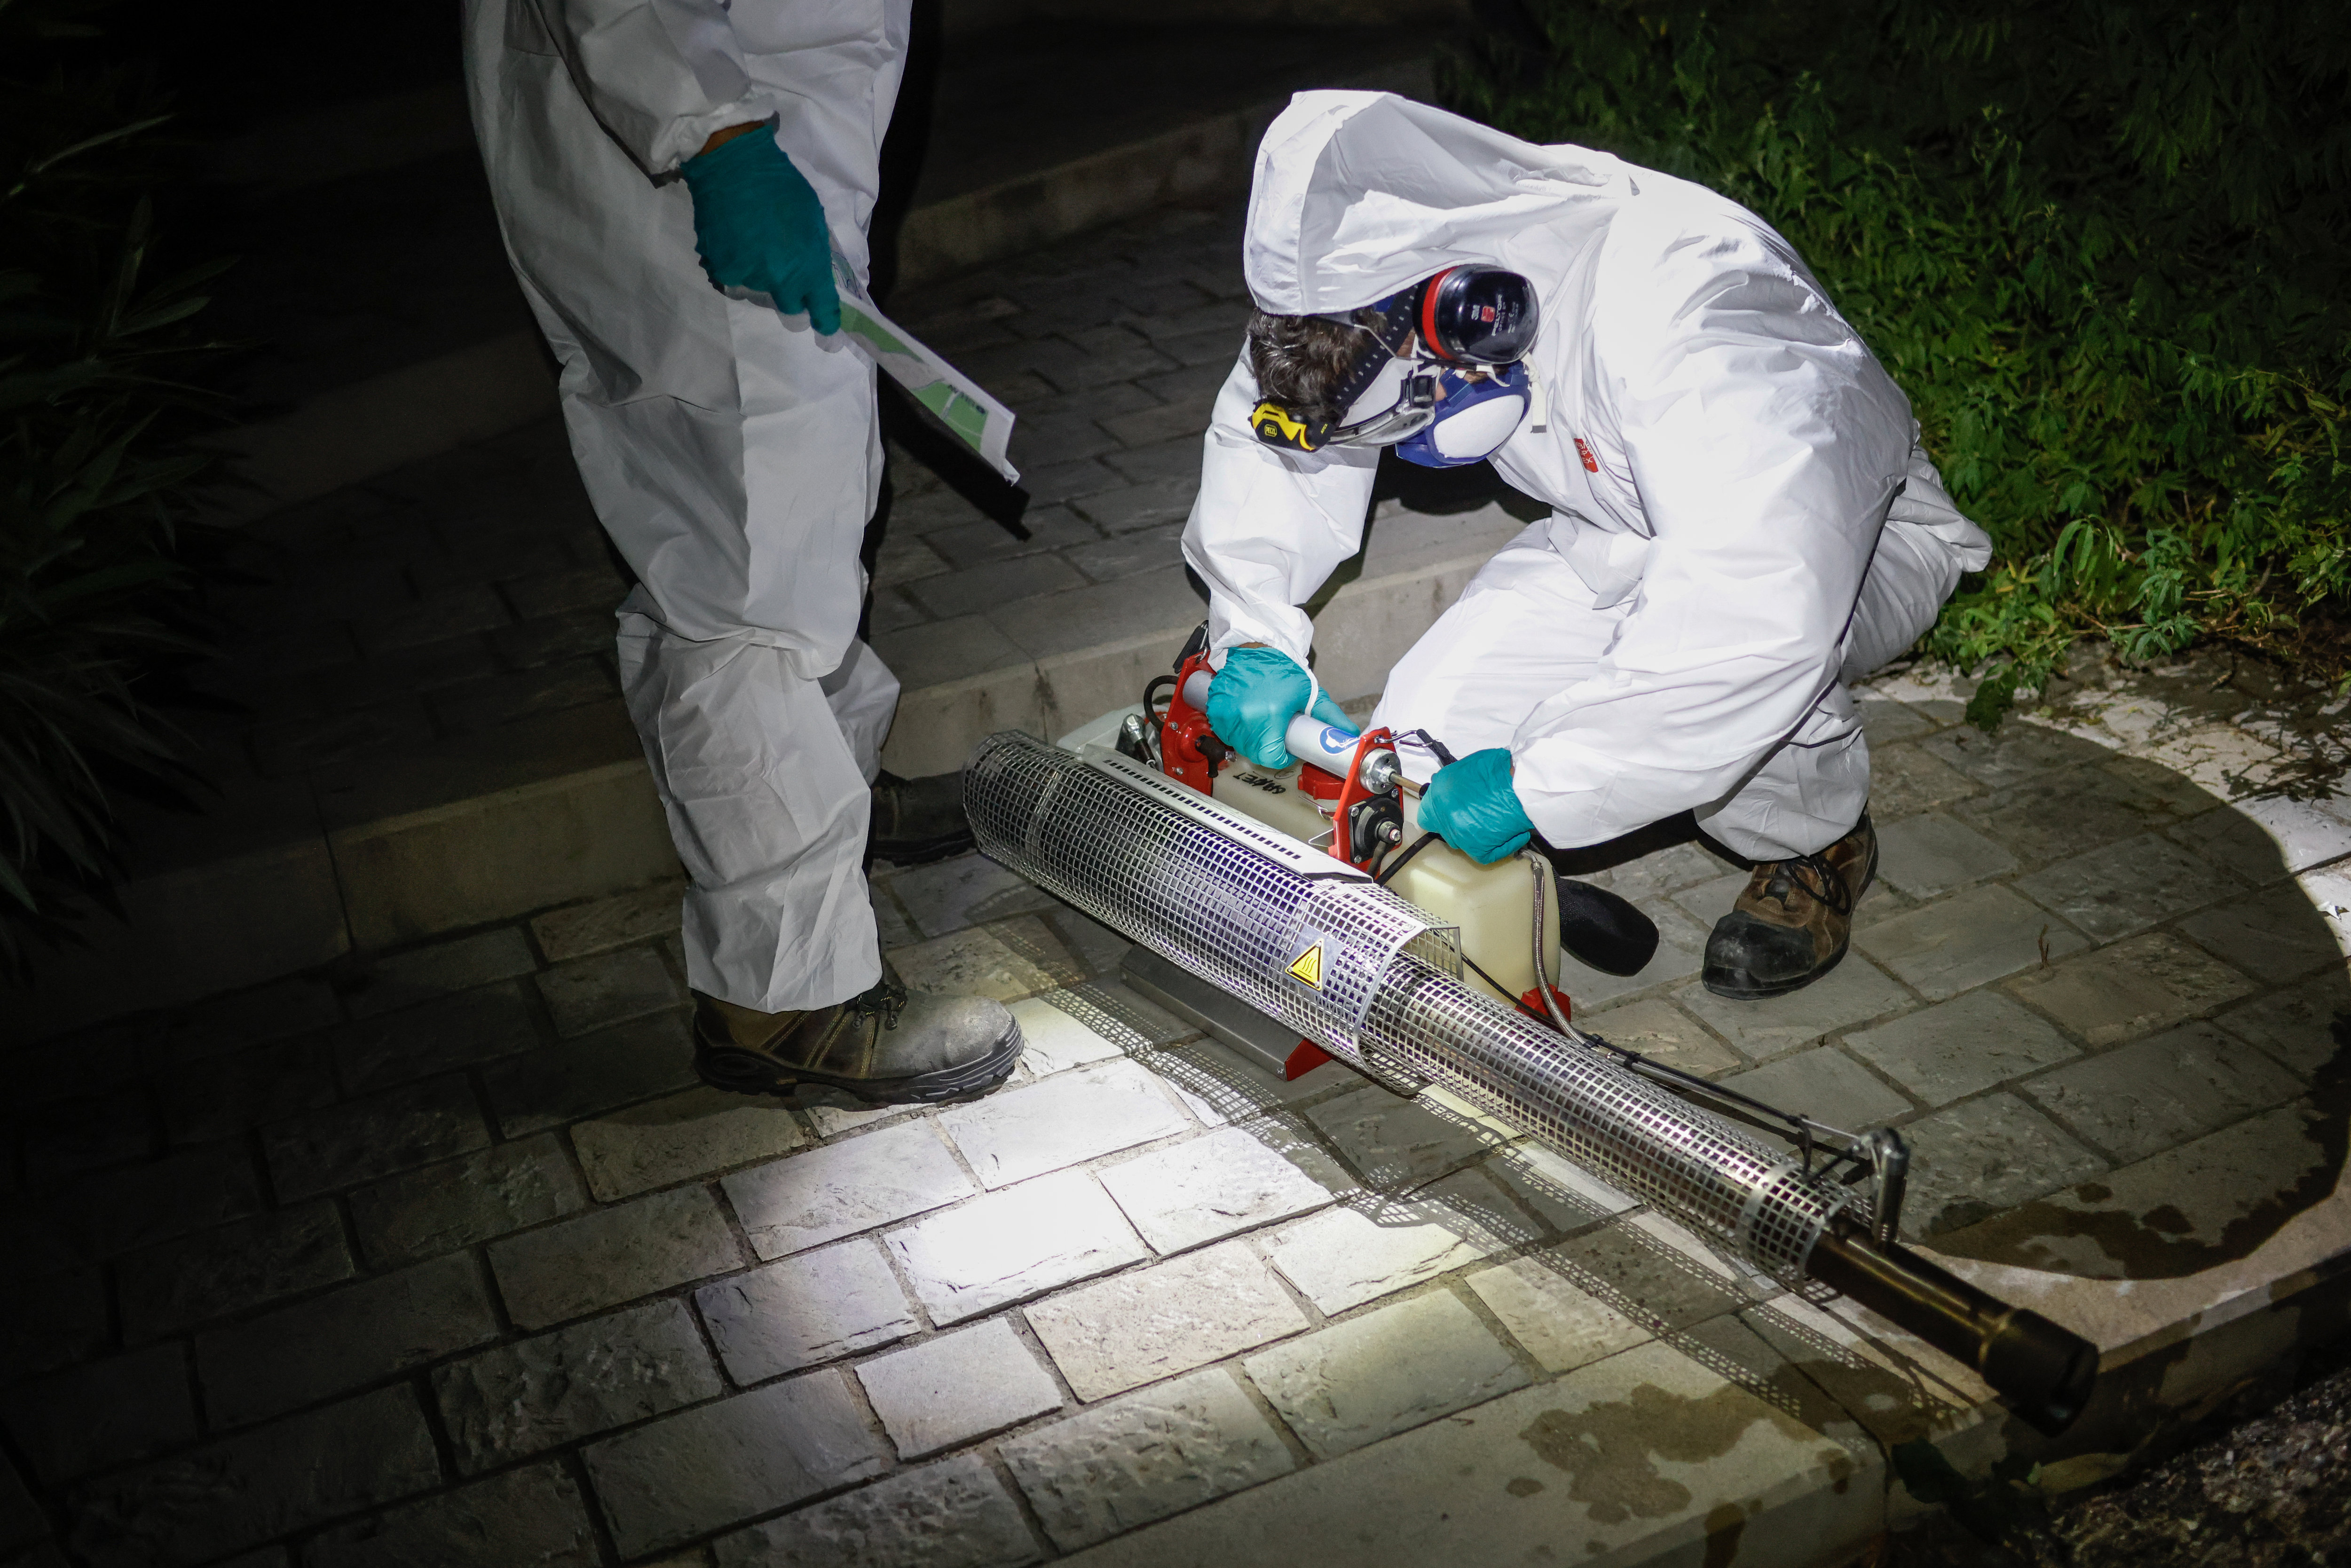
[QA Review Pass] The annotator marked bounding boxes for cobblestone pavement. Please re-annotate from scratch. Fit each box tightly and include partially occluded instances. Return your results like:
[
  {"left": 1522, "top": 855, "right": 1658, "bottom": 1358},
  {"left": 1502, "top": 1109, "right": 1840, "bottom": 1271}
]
[
  {"left": 5, "top": 641, "right": 2348, "bottom": 1565},
  {"left": 185, "top": 201, "right": 1252, "bottom": 797}
]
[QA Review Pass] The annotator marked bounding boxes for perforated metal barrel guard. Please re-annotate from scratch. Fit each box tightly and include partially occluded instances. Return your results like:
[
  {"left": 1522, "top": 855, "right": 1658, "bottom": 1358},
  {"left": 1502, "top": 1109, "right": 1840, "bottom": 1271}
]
[{"left": 964, "top": 732, "right": 1855, "bottom": 1280}]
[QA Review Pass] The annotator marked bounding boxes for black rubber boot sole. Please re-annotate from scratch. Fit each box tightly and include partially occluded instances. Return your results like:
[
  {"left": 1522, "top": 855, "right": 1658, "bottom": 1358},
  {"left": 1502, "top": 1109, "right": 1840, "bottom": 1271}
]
[
  {"left": 695, "top": 1016, "right": 1023, "bottom": 1105},
  {"left": 1702, "top": 936, "right": 1850, "bottom": 1000}
]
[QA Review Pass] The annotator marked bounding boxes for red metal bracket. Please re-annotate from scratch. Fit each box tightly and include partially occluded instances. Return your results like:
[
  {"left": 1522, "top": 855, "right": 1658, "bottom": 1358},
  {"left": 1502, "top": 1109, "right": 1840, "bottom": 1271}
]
[{"left": 1158, "top": 651, "right": 1221, "bottom": 795}]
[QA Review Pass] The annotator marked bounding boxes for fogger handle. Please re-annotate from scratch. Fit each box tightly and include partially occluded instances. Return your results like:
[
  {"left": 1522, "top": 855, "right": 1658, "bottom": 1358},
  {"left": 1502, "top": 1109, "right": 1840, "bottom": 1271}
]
[{"left": 1178, "top": 669, "right": 1358, "bottom": 770}]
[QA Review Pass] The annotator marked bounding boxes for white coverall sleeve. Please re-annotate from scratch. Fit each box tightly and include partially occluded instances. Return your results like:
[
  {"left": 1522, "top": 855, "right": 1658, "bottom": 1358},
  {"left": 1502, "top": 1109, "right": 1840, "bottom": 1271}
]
[
  {"left": 1512, "top": 226, "right": 1914, "bottom": 848},
  {"left": 1180, "top": 352, "right": 1381, "bottom": 663},
  {"left": 539, "top": 0, "right": 778, "bottom": 175}
]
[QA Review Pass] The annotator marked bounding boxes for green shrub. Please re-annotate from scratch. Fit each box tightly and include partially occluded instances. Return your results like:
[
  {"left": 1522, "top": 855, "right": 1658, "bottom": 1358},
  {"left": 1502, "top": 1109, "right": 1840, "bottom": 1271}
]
[
  {"left": 1444, "top": 0, "right": 2351, "bottom": 726},
  {"left": 2, "top": 1, "right": 225, "bottom": 979}
]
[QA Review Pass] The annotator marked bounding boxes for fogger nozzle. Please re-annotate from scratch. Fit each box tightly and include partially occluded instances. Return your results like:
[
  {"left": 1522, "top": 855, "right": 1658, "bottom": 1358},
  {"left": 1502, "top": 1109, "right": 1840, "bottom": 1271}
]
[{"left": 964, "top": 731, "right": 2097, "bottom": 1432}]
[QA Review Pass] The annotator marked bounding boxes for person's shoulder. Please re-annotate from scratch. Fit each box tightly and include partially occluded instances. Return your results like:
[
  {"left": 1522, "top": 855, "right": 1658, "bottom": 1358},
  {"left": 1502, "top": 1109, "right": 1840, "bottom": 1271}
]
[{"left": 1599, "top": 167, "right": 1787, "bottom": 275}]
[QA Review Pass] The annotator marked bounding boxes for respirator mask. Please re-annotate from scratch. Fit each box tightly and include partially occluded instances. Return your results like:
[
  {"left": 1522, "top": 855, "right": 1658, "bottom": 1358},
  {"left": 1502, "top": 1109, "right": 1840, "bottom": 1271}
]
[{"left": 1248, "top": 265, "right": 1539, "bottom": 469}]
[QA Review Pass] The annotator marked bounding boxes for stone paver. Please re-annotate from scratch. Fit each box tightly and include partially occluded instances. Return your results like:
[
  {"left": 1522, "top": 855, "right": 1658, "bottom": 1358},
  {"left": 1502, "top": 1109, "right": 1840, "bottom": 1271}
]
[
  {"left": 480, "top": 1014, "right": 699, "bottom": 1137},
  {"left": 857, "top": 1318, "right": 1065, "bottom": 1458},
  {"left": 1026, "top": 1240, "right": 1309, "bottom": 1401},
  {"left": 347, "top": 929, "right": 537, "bottom": 1017},
  {"left": 197, "top": 1253, "right": 498, "bottom": 1425},
  {"left": 890, "top": 852, "right": 1062, "bottom": 938},
  {"left": 1714, "top": 1046, "right": 1915, "bottom": 1133},
  {"left": 1874, "top": 812, "right": 2020, "bottom": 898},
  {"left": 1857, "top": 884, "right": 2091, "bottom": 1000},
  {"left": 1570, "top": 996, "right": 1742, "bottom": 1077},
  {"left": 303, "top": 1462, "right": 600, "bottom": 1568},
  {"left": 117, "top": 1203, "right": 354, "bottom": 1339},
  {"left": 488, "top": 1185, "right": 740, "bottom": 1329},
  {"left": 890, "top": 922, "right": 1071, "bottom": 1001},
  {"left": 434, "top": 1299, "right": 722, "bottom": 1472},
  {"left": 583, "top": 1371, "right": 891, "bottom": 1558},
  {"left": 999, "top": 1367, "right": 1294, "bottom": 1553},
  {"left": 347, "top": 1134, "right": 587, "bottom": 1266},
  {"left": 1095, "top": 1122, "right": 1352, "bottom": 1254},
  {"left": 570, "top": 1086, "right": 805, "bottom": 1201},
  {"left": 2177, "top": 880, "right": 2351, "bottom": 985},
  {"left": 697, "top": 1241, "right": 919, "bottom": 1386},
  {"left": 334, "top": 982, "right": 538, "bottom": 1093},
  {"left": 2007, "top": 930, "right": 2256, "bottom": 1048},
  {"left": 1009, "top": 993, "right": 1130, "bottom": 1076},
  {"left": 535, "top": 946, "right": 681, "bottom": 1037},
  {"left": 723, "top": 1119, "right": 976, "bottom": 1259},
  {"left": 530, "top": 880, "right": 686, "bottom": 961},
  {"left": 2215, "top": 970, "right": 2351, "bottom": 1076},
  {"left": 68, "top": 1387, "right": 440, "bottom": 1568},
  {"left": 2023, "top": 1020, "right": 2305, "bottom": 1165},
  {"left": 1304, "top": 1083, "right": 1508, "bottom": 1191},
  {"left": 2015, "top": 833, "right": 2244, "bottom": 941},
  {"left": 0, "top": 1344, "right": 197, "bottom": 1484},
  {"left": 1843, "top": 990, "right": 2079, "bottom": 1106},
  {"left": 1260, "top": 1174, "right": 1512, "bottom": 1316},
  {"left": 887, "top": 1169, "right": 1150, "bottom": 1325},
  {"left": 1467, "top": 1255, "right": 1653, "bottom": 1373},
  {"left": 1244, "top": 1289, "right": 1528, "bottom": 1459},
  {"left": 1671, "top": 956, "right": 1912, "bottom": 1064},
  {"left": 2167, "top": 795, "right": 2351, "bottom": 880},
  {"left": 938, "top": 1057, "right": 1192, "bottom": 1187},
  {"left": 711, "top": 1453, "right": 1040, "bottom": 1568},
  {"left": 1900, "top": 1093, "right": 2110, "bottom": 1235},
  {"left": 1532, "top": 1212, "right": 1759, "bottom": 1333},
  {"left": 261, "top": 1074, "right": 489, "bottom": 1200},
  {"left": 1482, "top": 1143, "right": 1639, "bottom": 1235}
]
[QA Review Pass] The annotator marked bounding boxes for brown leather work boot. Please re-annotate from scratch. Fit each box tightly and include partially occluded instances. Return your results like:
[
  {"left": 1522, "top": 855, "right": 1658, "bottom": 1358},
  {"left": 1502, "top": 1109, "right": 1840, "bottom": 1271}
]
[
  {"left": 694, "top": 967, "right": 1022, "bottom": 1104},
  {"left": 1702, "top": 813, "right": 1878, "bottom": 1000}
]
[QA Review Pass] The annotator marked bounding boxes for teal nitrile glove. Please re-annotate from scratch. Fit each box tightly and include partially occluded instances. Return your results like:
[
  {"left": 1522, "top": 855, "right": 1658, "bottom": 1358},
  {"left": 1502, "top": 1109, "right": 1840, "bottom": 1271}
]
[
  {"left": 678, "top": 128, "right": 840, "bottom": 333},
  {"left": 1205, "top": 646, "right": 1351, "bottom": 769},
  {"left": 1418, "top": 746, "right": 1535, "bottom": 863}
]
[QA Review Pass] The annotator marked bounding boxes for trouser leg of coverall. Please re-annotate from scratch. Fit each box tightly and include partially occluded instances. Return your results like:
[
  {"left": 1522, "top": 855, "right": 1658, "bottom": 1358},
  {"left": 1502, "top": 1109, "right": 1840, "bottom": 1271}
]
[
  {"left": 1373, "top": 519, "right": 1964, "bottom": 861},
  {"left": 620, "top": 613, "right": 901, "bottom": 1014}
]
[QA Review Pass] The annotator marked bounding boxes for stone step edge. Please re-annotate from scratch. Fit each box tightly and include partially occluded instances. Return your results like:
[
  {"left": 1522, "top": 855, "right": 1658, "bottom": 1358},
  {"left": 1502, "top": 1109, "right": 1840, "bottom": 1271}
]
[
  {"left": 201, "top": 54, "right": 1431, "bottom": 525},
  {"left": 10, "top": 541, "right": 1486, "bottom": 1036}
]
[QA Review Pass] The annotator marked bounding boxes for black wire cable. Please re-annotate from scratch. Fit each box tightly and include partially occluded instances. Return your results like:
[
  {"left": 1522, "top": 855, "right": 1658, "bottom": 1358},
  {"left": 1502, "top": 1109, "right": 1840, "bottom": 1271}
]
[{"left": 1374, "top": 830, "right": 1439, "bottom": 886}]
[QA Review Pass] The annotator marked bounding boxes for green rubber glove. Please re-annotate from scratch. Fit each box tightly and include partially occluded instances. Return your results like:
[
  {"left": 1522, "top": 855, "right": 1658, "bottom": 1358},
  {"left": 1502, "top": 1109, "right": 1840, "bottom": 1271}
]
[
  {"left": 1205, "top": 647, "right": 1350, "bottom": 769},
  {"left": 679, "top": 128, "right": 840, "bottom": 333},
  {"left": 1418, "top": 746, "right": 1534, "bottom": 863}
]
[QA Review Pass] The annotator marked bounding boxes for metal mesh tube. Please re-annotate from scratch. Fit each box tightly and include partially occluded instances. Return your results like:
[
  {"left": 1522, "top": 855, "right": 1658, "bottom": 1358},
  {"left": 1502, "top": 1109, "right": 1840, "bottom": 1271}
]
[{"left": 965, "top": 731, "right": 1853, "bottom": 1280}]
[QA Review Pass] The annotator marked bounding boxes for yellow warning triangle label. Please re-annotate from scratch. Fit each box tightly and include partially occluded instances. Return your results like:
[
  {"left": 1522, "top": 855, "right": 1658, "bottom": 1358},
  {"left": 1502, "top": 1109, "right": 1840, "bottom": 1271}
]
[{"left": 1287, "top": 944, "right": 1324, "bottom": 988}]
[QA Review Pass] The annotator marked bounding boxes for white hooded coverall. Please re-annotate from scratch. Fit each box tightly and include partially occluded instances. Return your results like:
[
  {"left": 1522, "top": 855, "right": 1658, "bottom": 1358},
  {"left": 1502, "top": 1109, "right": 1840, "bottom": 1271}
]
[
  {"left": 464, "top": 0, "right": 910, "bottom": 1010},
  {"left": 1184, "top": 94, "right": 1993, "bottom": 861}
]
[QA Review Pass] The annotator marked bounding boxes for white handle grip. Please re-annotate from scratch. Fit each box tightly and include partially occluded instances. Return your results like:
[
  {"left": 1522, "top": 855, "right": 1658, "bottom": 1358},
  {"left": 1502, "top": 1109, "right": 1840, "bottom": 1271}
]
[{"left": 1180, "top": 669, "right": 1359, "bottom": 768}]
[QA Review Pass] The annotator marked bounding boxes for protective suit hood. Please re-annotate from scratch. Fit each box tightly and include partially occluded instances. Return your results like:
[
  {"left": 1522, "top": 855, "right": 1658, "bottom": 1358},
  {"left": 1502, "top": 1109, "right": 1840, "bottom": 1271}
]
[{"left": 1243, "top": 91, "right": 1637, "bottom": 315}]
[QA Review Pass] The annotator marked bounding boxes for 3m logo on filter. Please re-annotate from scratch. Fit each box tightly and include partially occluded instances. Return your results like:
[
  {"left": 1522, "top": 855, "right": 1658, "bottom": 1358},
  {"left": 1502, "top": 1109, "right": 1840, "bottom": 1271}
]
[{"left": 1286, "top": 943, "right": 1324, "bottom": 988}]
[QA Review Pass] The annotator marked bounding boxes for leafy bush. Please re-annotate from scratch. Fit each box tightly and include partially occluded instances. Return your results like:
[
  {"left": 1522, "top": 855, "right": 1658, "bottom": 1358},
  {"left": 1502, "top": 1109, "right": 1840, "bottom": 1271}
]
[
  {"left": 1445, "top": 0, "right": 2351, "bottom": 725},
  {"left": 2, "top": 1, "right": 225, "bottom": 979}
]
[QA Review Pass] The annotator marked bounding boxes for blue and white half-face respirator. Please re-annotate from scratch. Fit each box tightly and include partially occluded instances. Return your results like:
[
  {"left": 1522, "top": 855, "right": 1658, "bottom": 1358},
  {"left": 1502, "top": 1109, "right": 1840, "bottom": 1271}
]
[{"left": 1247, "top": 265, "right": 1539, "bottom": 469}]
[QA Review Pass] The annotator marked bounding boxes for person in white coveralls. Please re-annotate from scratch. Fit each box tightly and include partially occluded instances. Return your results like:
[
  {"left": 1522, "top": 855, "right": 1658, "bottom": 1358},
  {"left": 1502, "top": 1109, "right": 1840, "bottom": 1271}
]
[
  {"left": 464, "top": 0, "right": 1022, "bottom": 1103},
  {"left": 1190, "top": 92, "right": 1992, "bottom": 998}
]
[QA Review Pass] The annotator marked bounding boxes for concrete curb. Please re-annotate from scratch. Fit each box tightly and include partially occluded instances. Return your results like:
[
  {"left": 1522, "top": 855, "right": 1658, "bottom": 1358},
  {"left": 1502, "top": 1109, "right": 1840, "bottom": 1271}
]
[{"left": 11, "top": 520, "right": 1505, "bottom": 1034}]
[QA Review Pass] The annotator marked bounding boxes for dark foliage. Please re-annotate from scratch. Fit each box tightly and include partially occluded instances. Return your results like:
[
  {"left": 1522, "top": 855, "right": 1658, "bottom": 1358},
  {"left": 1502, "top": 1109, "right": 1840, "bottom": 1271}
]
[
  {"left": 1, "top": 0, "right": 225, "bottom": 978},
  {"left": 1445, "top": 0, "right": 2351, "bottom": 726}
]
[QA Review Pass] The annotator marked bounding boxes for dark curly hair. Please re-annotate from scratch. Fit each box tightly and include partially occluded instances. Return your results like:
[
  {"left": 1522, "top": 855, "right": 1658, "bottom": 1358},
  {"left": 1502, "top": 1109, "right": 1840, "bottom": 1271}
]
[{"left": 1246, "top": 307, "right": 1385, "bottom": 426}]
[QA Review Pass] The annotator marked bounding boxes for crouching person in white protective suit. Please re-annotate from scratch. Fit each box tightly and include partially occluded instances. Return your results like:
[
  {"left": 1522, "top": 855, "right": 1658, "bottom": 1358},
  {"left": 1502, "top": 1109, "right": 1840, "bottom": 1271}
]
[
  {"left": 464, "top": 0, "right": 1022, "bottom": 1100},
  {"left": 1188, "top": 93, "right": 1993, "bottom": 1000}
]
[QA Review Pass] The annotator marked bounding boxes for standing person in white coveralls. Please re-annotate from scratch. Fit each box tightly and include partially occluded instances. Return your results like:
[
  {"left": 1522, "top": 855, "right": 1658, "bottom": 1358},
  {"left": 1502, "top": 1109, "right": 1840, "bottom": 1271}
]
[
  {"left": 1190, "top": 93, "right": 1993, "bottom": 999},
  {"left": 464, "top": 0, "right": 1022, "bottom": 1102}
]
